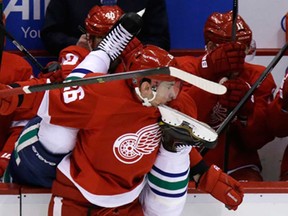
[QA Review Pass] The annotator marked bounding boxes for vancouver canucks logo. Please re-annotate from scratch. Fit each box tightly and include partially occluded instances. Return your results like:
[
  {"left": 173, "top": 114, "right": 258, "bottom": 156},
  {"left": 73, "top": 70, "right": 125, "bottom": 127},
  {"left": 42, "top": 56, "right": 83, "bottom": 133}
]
[{"left": 113, "top": 123, "right": 161, "bottom": 164}]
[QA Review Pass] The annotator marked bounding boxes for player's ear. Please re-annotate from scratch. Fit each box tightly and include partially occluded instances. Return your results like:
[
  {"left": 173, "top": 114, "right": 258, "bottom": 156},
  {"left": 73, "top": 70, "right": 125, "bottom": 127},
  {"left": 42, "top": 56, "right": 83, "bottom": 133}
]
[{"left": 139, "top": 81, "right": 152, "bottom": 98}]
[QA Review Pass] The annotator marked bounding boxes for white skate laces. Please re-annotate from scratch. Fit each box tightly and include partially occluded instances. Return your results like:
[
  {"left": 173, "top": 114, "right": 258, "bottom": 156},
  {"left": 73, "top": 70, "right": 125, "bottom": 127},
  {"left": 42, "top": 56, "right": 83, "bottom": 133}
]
[{"left": 97, "top": 12, "right": 143, "bottom": 61}]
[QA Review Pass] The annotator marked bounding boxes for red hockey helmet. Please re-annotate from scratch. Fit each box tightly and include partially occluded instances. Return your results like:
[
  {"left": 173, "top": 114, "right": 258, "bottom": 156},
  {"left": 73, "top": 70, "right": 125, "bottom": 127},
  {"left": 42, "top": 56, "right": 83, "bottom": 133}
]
[
  {"left": 85, "top": 5, "right": 124, "bottom": 37},
  {"left": 204, "top": 10, "right": 252, "bottom": 47},
  {"left": 126, "top": 45, "right": 179, "bottom": 87}
]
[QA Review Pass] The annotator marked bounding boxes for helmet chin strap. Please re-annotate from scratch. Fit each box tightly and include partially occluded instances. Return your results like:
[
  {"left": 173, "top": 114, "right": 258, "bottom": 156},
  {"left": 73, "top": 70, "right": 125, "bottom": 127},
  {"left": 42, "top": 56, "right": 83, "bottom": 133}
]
[{"left": 135, "top": 87, "right": 157, "bottom": 107}]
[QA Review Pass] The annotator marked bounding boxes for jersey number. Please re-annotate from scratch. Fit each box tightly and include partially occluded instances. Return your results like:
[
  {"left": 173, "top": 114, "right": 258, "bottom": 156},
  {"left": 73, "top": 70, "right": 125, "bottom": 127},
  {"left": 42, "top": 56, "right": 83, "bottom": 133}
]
[
  {"left": 63, "top": 86, "right": 84, "bottom": 103},
  {"left": 62, "top": 53, "right": 79, "bottom": 66}
]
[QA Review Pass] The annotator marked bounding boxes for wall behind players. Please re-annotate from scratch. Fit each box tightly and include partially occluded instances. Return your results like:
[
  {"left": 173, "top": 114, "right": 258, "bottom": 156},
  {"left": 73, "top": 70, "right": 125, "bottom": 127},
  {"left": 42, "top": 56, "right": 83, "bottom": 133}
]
[
  {"left": 3, "top": 0, "right": 287, "bottom": 52},
  {"left": 4, "top": 0, "right": 48, "bottom": 51}
]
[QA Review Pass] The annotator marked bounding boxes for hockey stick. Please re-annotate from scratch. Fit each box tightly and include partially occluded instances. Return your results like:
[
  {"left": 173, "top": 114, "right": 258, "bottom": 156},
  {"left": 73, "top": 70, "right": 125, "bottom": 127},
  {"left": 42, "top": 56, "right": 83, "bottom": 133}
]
[
  {"left": 0, "top": 66, "right": 227, "bottom": 97},
  {"left": 201, "top": 42, "right": 288, "bottom": 156},
  {"left": 222, "top": 0, "right": 239, "bottom": 172},
  {"left": 0, "top": 23, "right": 48, "bottom": 72},
  {"left": 231, "top": 0, "right": 238, "bottom": 41}
]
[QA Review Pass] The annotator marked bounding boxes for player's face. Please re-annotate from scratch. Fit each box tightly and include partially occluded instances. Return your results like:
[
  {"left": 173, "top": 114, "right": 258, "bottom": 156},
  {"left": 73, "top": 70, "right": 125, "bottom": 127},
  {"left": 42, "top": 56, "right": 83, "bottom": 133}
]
[{"left": 145, "top": 80, "right": 181, "bottom": 106}]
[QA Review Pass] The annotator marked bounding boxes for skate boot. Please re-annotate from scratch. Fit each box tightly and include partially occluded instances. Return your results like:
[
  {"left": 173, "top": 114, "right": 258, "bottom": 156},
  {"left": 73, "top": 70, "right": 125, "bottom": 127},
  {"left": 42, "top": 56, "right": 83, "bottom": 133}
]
[
  {"left": 158, "top": 104, "right": 218, "bottom": 152},
  {"left": 96, "top": 12, "right": 143, "bottom": 61}
]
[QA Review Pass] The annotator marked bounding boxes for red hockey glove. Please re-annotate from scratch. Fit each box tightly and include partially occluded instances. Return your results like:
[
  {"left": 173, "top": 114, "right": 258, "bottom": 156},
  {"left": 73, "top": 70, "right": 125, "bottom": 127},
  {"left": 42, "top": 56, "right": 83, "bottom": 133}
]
[
  {"left": 279, "top": 72, "right": 288, "bottom": 111},
  {"left": 120, "top": 37, "right": 143, "bottom": 63},
  {"left": 199, "top": 42, "right": 246, "bottom": 82},
  {"left": 197, "top": 165, "right": 244, "bottom": 210},
  {"left": 0, "top": 152, "right": 10, "bottom": 177},
  {"left": 38, "top": 61, "right": 63, "bottom": 83},
  {"left": 0, "top": 84, "right": 19, "bottom": 115},
  {"left": 219, "top": 78, "right": 254, "bottom": 118}
]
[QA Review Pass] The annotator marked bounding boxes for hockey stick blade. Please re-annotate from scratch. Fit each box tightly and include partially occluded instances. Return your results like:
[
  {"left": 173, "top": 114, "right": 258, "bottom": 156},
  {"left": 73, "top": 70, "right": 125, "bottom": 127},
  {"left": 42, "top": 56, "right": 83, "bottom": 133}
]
[
  {"left": 0, "top": 66, "right": 226, "bottom": 97},
  {"left": 169, "top": 67, "right": 226, "bottom": 95}
]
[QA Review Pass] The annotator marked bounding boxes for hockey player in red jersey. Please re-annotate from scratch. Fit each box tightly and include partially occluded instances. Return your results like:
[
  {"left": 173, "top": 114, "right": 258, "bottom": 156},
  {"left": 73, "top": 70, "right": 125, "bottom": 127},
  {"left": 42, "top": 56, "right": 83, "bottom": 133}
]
[
  {"left": 177, "top": 11, "right": 276, "bottom": 181},
  {"left": 2, "top": 5, "right": 143, "bottom": 186},
  {"left": 267, "top": 68, "right": 288, "bottom": 181},
  {"left": 0, "top": 13, "right": 35, "bottom": 177},
  {"left": 2, "top": 10, "right": 143, "bottom": 186}
]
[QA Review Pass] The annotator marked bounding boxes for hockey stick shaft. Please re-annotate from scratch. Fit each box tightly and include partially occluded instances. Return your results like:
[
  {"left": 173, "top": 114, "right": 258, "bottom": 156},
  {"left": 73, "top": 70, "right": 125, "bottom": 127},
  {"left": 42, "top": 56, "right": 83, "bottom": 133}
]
[
  {"left": 231, "top": 0, "right": 238, "bottom": 41},
  {"left": 0, "top": 23, "right": 45, "bottom": 71},
  {"left": 223, "top": 0, "right": 238, "bottom": 172},
  {"left": 0, "top": 66, "right": 226, "bottom": 97},
  {"left": 0, "top": 67, "right": 168, "bottom": 96}
]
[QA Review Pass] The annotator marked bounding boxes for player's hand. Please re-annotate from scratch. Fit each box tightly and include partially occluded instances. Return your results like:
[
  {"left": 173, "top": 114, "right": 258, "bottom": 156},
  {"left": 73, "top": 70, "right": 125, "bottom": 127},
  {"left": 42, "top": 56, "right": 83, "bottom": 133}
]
[
  {"left": 279, "top": 72, "right": 288, "bottom": 111},
  {"left": 197, "top": 165, "right": 244, "bottom": 211},
  {"left": 199, "top": 42, "right": 246, "bottom": 82},
  {"left": 0, "top": 152, "right": 10, "bottom": 177},
  {"left": 0, "top": 84, "right": 19, "bottom": 115},
  {"left": 76, "top": 34, "right": 92, "bottom": 51},
  {"left": 38, "top": 61, "right": 63, "bottom": 82},
  {"left": 219, "top": 78, "right": 254, "bottom": 118}
]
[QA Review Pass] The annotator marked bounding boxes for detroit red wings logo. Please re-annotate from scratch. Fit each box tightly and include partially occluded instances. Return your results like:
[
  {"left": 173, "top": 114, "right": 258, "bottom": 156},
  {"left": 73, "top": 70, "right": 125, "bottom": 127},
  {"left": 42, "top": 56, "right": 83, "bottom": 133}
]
[
  {"left": 113, "top": 123, "right": 161, "bottom": 164},
  {"left": 210, "top": 102, "right": 228, "bottom": 129}
]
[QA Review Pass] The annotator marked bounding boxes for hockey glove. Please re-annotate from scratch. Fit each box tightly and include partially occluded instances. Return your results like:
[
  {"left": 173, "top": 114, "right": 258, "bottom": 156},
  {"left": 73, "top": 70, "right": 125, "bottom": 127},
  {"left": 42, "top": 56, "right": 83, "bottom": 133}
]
[
  {"left": 120, "top": 37, "right": 143, "bottom": 63},
  {"left": 219, "top": 78, "right": 254, "bottom": 118},
  {"left": 197, "top": 164, "right": 244, "bottom": 211},
  {"left": 279, "top": 72, "right": 288, "bottom": 111},
  {"left": 0, "top": 84, "right": 19, "bottom": 115},
  {"left": 199, "top": 42, "right": 246, "bottom": 82},
  {"left": 38, "top": 61, "right": 62, "bottom": 82}
]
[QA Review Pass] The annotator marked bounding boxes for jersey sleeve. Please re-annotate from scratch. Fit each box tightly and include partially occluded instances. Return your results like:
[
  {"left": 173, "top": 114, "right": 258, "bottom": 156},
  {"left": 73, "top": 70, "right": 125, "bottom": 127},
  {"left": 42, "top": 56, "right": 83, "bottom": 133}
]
[
  {"left": 38, "top": 75, "right": 101, "bottom": 129},
  {"left": 39, "top": 48, "right": 111, "bottom": 128},
  {"left": 58, "top": 45, "right": 90, "bottom": 79}
]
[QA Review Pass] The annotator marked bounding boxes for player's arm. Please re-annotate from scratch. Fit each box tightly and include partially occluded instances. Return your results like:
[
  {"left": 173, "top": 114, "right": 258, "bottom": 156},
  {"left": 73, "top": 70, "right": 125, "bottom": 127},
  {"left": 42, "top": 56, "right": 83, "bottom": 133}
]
[
  {"left": 39, "top": 48, "right": 113, "bottom": 128},
  {"left": 0, "top": 78, "right": 47, "bottom": 116}
]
